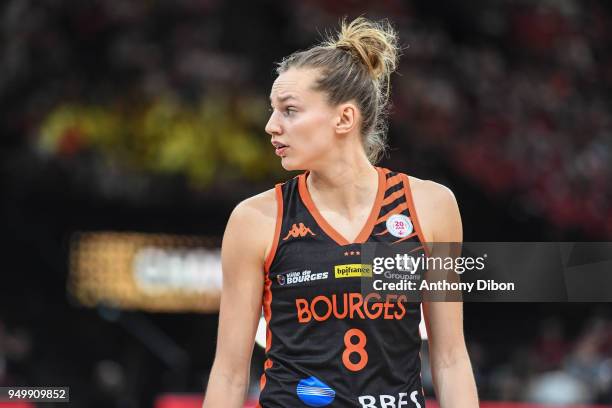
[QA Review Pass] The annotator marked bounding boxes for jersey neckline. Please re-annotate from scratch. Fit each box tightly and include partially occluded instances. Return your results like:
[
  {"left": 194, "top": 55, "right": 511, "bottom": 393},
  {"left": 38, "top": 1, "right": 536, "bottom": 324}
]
[{"left": 297, "top": 166, "right": 386, "bottom": 246}]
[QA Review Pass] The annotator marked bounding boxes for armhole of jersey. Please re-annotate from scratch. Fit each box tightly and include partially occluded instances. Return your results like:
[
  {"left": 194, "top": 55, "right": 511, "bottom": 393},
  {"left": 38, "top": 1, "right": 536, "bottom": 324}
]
[
  {"left": 264, "top": 183, "right": 283, "bottom": 273},
  {"left": 401, "top": 174, "right": 432, "bottom": 257}
]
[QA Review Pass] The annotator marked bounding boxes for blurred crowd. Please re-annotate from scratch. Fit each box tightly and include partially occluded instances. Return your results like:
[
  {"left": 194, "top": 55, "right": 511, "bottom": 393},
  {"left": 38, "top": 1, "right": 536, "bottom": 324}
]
[
  {"left": 391, "top": 0, "right": 612, "bottom": 238},
  {"left": 0, "top": 320, "right": 32, "bottom": 387},
  {"left": 1, "top": 0, "right": 611, "bottom": 406},
  {"left": 418, "top": 315, "right": 612, "bottom": 405},
  {"left": 2, "top": 309, "right": 612, "bottom": 405},
  {"left": 452, "top": 314, "right": 612, "bottom": 404},
  {"left": 1, "top": 0, "right": 610, "bottom": 236},
  {"left": 526, "top": 316, "right": 612, "bottom": 404}
]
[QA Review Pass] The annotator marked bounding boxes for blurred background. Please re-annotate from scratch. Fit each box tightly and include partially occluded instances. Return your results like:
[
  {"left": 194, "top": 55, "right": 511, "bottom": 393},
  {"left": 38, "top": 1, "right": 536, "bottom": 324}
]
[{"left": 1, "top": 0, "right": 611, "bottom": 407}]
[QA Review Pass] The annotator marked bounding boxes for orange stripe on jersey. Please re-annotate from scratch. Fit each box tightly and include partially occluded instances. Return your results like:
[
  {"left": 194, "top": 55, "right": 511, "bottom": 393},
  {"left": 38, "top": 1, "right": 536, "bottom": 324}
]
[
  {"left": 298, "top": 173, "right": 349, "bottom": 245},
  {"left": 381, "top": 189, "right": 405, "bottom": 206},
  {"left": 385, "top": 174, "right": 403, "bottom": 190},
  {"left": 401, "top": 174, "right": 431, "bottom": 256},
  {"left": 375, "top": 228, "right": 389, "bottom": 236},
  {"left": 376, "top": 202, "right": 409, "bottom": 224},
  {"left": 410, "top": 245, "right": 424, "bottom": 253},
  {"left": 264, "top": 184, "right": 283, "bottom": 272},
  {"left": 263, "top": 281, "right": 273, "bottom": 352},
  {"left": 260, "top": 185, "right": 282, "bottom": 395},
  {"left": 258, "top": 360, "right": 274, "bottom": 395},
  {"left": 298, "top": 167, "right": 386, "bottom": 246},
  {"left": 353, "top": 167, "right": 386, "bottom": 243}
]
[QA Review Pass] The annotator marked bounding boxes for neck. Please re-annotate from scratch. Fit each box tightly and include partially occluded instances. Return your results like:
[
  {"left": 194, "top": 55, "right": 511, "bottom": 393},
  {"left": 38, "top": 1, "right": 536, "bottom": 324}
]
[{"left": 306, "top": 152, "right": 379, "bottom": 216}]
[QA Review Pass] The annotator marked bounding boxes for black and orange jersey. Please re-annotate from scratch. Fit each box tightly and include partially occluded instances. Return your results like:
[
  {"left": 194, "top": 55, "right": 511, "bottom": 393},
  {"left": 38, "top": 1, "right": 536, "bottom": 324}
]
[{"left": 258, "top": 167, "right": 428, "bottom": 408}]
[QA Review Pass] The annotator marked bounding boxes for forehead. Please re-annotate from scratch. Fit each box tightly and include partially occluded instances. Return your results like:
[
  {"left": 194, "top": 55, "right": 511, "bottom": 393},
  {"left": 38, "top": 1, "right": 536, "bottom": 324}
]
[{"left": 269, "top": 68, "right": 321, "bottom": 102}]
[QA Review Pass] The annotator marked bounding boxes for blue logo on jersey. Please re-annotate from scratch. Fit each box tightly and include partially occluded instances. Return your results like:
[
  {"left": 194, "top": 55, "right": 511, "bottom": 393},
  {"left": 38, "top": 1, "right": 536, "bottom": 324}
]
[
  {"left": 296, "top": 377, "right": 336, "bottom": 407},
  {"left": 296, "top": 376, "right": 335, "bottom": 407}
]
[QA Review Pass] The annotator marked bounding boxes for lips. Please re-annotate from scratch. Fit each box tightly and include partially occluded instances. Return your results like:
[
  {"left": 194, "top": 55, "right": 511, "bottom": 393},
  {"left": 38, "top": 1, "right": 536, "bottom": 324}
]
[
  {"left": 275, "top": 146, "right": 288, "bottom": 157},
  {"left": 272, "top": 141, "right": 289, "bottom": 157}
]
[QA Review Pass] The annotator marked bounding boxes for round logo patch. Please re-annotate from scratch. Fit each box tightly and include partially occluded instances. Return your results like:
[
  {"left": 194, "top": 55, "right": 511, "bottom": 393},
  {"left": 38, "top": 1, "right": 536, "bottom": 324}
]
[
  {"left": 296, "top": 376, "right": 335, "bottom": 407},
  {"left": 386, "top": 214, "right": 413, "bottom": 238}
]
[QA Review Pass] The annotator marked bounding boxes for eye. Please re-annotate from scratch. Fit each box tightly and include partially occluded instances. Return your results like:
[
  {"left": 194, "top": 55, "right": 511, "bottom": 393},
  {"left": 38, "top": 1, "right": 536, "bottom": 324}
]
[{"left": 283, "top": 107, "right": 297, "bottom": 117}]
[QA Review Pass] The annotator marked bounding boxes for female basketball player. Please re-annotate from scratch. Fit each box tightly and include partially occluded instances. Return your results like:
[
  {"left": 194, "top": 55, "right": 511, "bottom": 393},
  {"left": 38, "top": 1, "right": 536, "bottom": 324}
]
[{"left": 203, "top": 17, "right": 478, "bottom": 408}]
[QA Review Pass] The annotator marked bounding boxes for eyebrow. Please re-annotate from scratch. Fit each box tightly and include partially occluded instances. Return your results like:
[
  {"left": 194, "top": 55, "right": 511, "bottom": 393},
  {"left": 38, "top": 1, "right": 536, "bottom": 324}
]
[{"left": 269, "top": 94, "right": 299, "bottom": 103}]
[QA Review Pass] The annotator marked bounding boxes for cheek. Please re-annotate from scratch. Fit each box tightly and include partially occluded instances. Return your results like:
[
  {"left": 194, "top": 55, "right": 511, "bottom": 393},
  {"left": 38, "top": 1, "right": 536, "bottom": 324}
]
[{"left": 290, "top": 112, "right": 334, "bottom": 150}]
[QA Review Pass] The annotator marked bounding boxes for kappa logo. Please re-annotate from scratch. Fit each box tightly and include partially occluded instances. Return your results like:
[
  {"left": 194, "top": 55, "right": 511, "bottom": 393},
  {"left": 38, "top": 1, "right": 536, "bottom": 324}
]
[{"left": 283, "top": 223, "right": 316, "bottom": 240}]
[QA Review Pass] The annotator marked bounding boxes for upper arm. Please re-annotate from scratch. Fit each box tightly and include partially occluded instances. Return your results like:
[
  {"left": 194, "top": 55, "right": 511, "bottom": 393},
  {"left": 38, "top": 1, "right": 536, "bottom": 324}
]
[
  {"left": 411, "top": 180, "right": 462, "bottom": 243},
  {"left": 213, "top": 190, "right": 277, "bottom": 375},
  {"left": 417, "top": 182, "right": 467, "bottom": 367},
  {"left": 431, "top": 183, "right": 462, "bottom": 243}
]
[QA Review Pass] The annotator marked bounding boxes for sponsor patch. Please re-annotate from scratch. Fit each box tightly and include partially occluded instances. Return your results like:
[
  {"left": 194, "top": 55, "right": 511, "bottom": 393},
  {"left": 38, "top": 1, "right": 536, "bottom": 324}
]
[
  {"left": 277, "top": 270, "right": 328, "bottom": 286},
  {"left": 334, "top": 264, "right": 372, "bottom": 278},
  {"left": 296, "top": 376, "right": 335, "bottom": 407},
  {"left": 386, "top": 214, "right": 413, "bottom": 238}
]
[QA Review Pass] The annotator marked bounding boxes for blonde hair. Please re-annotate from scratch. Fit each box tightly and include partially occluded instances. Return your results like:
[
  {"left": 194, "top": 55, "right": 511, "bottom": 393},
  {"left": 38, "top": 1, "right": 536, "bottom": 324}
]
[{"left": 276, "top": 17, "right": 400, "bottom": 163}]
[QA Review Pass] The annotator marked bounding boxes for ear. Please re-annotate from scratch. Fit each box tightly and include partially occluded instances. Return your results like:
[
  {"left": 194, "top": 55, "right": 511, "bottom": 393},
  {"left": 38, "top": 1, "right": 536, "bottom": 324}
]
[{"left": 334, "top": 102, "right": 359, "bottom": 135}]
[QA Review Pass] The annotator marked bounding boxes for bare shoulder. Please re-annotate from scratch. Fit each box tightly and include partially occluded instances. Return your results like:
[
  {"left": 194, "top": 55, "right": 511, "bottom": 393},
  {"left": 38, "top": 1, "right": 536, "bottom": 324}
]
[
  {"left": 407, "top": 176, "right": 457, "bottom": 206},
  {"left": 407, "top": 176, "right": 461, "bottom": 242},
  {"left": 232, "top": 187, "right": 278, "bottom": 222},
  {"left": 224, "top": 187, "right": 279, "bottom": 260}
]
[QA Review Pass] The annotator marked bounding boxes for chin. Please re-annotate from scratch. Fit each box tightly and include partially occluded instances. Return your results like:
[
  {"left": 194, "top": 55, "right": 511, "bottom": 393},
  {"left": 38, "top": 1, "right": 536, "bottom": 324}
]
[{"left": 279, "top": 156, "right": 305, "bottom": 172}]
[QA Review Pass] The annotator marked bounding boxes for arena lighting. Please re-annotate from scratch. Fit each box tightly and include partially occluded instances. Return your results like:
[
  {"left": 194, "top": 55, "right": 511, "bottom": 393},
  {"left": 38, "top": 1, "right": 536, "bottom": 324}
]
[
  {"left": 69, "top": 232, "right": 434, "bottom": 333},
  {"left": 68, "top": 232, "right": 222, "bottom": 312}
]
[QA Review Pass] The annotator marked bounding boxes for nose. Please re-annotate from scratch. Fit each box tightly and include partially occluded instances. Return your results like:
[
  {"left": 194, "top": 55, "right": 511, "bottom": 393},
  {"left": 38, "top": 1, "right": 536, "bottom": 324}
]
[{"left": 265, "top": 111, "right": 282, "bottom": 137}]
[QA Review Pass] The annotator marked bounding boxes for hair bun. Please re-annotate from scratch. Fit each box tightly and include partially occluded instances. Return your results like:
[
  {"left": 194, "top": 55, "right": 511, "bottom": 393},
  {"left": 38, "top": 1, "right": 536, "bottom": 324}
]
[{"left": 331, "top": 17, "right": 399, "bottom": 82}]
